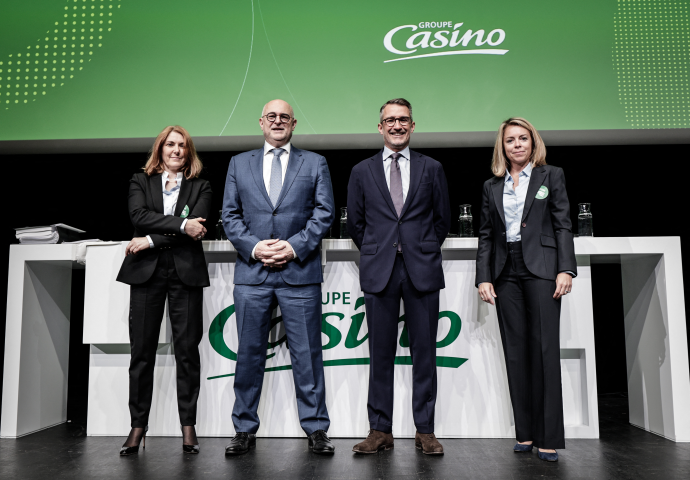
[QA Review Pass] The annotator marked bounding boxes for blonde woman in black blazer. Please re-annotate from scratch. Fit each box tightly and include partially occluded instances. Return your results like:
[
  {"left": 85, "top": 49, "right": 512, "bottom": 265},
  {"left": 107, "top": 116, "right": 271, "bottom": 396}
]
[
  {"left": 116, "top": 125, "right": 212, "bottom": 456},
  {"left": 475, "top": 118, "right": 576, "bottom": 462}
]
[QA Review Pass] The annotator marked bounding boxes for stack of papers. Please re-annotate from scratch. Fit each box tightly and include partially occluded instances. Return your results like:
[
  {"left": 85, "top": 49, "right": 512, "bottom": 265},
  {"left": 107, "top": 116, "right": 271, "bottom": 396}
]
[{"left": 15, "top": 224, "right": 85, "bottom": 244}]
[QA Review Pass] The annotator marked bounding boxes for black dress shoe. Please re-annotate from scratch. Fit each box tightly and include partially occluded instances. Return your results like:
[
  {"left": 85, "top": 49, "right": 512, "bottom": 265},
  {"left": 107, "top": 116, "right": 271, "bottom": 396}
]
[
  {"left": 183, "top": 444, "right": 200, "bottom": 454},
  {"left": 181, "top": 425, "right": 200, "bottom": 454},
  {"left": 225, "top": 432, "right": 256, "bottom": 455},
  {"left": 120, "top": 426, "right": 148, "bottom": 456},
  {"left": 308, "top": 430, "right": 335, "bottom": 455}
]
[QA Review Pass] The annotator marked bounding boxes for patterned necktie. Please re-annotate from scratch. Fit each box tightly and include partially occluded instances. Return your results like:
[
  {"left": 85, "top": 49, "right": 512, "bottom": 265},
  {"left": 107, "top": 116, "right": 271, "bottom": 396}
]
[
  {"left": 389, "top": 152, "right": 404, "bottom": 252},
  {"left": 389, "top": 152, "right": 404, "bottom": 216},
  {"left": 269, "top": 148, "right": 285, "bottom": 207}
]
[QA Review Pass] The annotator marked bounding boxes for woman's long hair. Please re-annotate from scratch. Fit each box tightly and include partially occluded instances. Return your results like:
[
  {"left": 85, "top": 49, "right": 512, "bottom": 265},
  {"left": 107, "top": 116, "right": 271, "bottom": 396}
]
[{"left": 143, "top": 125, "right": 203, "bottom": 179}]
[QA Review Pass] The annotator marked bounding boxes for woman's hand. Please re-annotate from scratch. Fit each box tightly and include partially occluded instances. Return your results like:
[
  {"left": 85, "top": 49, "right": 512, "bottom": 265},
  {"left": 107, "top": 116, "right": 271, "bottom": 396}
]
[
  {"left": 553, "top": 272, "right": 573, "bottom": 299},
  {"left": 478, "top": 282, "right": 497, "bottom": 305},
  {"left": 125, "top": 237, "right": 151, "bottom": 256},
  {"left": 184, "top": 218, "right": 207, "bottom": 240}
]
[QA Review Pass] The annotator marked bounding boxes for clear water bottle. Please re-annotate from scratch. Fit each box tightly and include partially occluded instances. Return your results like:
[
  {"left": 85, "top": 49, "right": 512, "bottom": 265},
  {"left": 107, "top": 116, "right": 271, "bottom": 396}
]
[
  {"left": 578, "top": 203, "right": 593, "bottom": 237},
  {"left": 339, "top": 207, "right": 350, "bottom": 239},
  {"left": 215, "top": 210, "right": 227, "bottom": 240},
  {"left": 458, "top": 204, "right": 474, "bottom": 237}
]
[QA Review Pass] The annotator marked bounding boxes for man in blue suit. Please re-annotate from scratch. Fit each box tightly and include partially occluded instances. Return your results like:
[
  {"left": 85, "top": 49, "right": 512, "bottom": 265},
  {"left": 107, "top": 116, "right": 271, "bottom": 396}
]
[
  {"left": 347, "top": 98, "right": 451, "bottom": 455},
  {"left": 222, "top": 99, "right": 336, "bottom": 455}
]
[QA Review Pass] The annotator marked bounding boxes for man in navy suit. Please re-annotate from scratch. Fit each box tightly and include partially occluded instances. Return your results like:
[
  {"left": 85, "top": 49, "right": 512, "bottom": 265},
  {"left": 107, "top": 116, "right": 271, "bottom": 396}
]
[
  {"left": 222, "top": 99, "right": 336, "bottom": 455},
  {"left": 347, "top": 98, "right": 451, "bottom": 455}
]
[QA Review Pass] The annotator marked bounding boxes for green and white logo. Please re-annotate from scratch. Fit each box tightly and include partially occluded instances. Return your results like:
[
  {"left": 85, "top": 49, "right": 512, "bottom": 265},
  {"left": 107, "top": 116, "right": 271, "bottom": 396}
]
[
  {"left": 383, "top": 21, "right": 508, "bottom": 63},
  {"left": 207, "top": 294, "right": 468, "bottom": 380},
  {"left": 536, "top": 186, "right": 549, "bottom": 199},
  {"left": 180, "top": 205, "right": 190, "bottom": 218}
]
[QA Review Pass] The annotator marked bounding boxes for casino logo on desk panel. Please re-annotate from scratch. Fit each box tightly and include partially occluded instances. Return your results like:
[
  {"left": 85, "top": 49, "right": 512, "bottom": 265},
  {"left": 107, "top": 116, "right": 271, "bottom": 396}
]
[{"left": 206, "top": 292, "right": 467, "bottom": 381}]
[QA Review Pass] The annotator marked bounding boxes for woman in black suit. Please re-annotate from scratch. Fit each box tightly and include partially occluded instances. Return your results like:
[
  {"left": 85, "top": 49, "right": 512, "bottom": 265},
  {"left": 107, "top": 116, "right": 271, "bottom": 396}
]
[
  {"left": 475, "top": 118, "right": 576, "bottom": 462},
  {"left": 116, "top": 125, "right": 212, "bottom": 455}
]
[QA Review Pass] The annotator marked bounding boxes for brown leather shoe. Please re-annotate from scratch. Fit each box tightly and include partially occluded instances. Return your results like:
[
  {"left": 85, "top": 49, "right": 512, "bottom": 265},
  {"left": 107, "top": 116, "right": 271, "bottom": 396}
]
[
  {"left": 415, "top": 432, "right": 444, "bottom": 455},
  {"left": 352, "top": 429, "right": 394, "bottom": 454}
]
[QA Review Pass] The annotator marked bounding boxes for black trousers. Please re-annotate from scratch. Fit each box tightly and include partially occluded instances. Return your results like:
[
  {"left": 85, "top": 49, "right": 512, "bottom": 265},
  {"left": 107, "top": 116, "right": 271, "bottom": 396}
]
[
  {"left": 494, "top": 242, "right": 565, "bottom": 449},
  {"left": 364, "top": 254, "right": 439, "bottom": 434},
  {"left": 128, "top": 250, "right": 204, "bottom": 428}
]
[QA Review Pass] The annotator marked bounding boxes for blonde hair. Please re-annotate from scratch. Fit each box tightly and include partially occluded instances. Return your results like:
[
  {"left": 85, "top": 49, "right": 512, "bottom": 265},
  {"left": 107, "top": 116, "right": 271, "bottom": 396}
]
[
  {"left": 143, "top": 125, "right": 203, "bottom": 179},
  {"left": 491, "top": 117, "right": 547, "bottom": 177}
]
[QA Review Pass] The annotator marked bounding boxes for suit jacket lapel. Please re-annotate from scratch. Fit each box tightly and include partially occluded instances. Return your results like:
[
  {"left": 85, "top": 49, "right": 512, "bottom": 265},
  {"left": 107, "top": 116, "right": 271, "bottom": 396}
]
[
  {"left": 368, "top": 149, "right": 397, "bottom": 217},
  {"left": 249, "top": 148, "right": 273, "bottom": 208},
  {"left": 399, "top": 151, "right": 423, "bottom": 218},
  {"left": 491, "top": 177, "right": 506, "bottom": 226},
  {"left": 174, "top": 176, "right": 192, "bottom": 217},
  {"left": 150, "top": 173, "right": 164, "bottom": 214},
  {"left": 521, "top": 166, "right": 546, "bottom": 221},
  {"left": 274, "top": 147, "right": 305, "bottom": 210}
]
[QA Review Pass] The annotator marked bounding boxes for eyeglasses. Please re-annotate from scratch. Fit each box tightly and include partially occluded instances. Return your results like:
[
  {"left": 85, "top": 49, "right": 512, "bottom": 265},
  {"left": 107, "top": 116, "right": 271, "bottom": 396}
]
[
  {"left": 382, "top": 116, "right": 412, "bottom": 127},
  {"left": 263, "top": 113, "right": 292, "bottom": 124}
]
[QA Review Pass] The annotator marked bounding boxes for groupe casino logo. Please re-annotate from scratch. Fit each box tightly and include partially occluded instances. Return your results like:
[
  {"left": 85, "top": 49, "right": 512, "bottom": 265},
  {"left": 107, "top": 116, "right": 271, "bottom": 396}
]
[
  {"left": 206, "top": 294, "right": 467, "bottom": 380},
  {"left": 383, "top": 20, "right": 508, "bottom": 63}
]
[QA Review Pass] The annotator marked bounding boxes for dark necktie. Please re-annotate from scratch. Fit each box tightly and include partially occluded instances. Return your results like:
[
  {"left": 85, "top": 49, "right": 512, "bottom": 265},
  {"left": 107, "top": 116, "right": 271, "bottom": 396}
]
[
  {"left": 390, "top": 153, "right": 404, "bottom": 216},
  {"left": 389, "top": 152, "right": 404, "bottom": 251}
]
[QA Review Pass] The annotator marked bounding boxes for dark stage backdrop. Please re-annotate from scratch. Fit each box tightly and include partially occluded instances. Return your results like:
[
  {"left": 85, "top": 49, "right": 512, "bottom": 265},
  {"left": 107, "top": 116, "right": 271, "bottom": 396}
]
[{"left": 1, "top": 143, "right": 687, "bottom": 423}]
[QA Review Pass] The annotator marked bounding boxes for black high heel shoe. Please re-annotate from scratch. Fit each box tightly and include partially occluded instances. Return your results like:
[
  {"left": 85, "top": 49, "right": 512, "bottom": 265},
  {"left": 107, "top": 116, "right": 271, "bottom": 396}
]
[
  {"left": 181, "top": 425, "right": 200, "bottom": 454},
  {"left": 120, "top": 426, "right": 148, "bottom": 456}
]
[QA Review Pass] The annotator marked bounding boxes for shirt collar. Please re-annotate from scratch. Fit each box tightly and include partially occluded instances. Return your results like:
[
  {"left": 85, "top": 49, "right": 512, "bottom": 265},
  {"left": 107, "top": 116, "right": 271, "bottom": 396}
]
[
  {"left": 505, "top": 162, "right": 533, "bottom": 183},
  {"left": 383, "top": 145, "right": 410, "bottom": 162},
  {"left": 161, "top": 171, "right": 183, "bottom": 195},
  {"left": 264, "top": 141, "right": 291, "bottom": 157},
  {"left": 162, "top": 171, "right": 183, "bottom": 183}
]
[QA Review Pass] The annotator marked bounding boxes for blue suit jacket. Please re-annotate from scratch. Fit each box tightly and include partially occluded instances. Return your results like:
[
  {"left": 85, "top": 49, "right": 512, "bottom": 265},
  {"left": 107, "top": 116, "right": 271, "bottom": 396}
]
[
  {"left": 222, "top": 146, "right": 335, "bottom": 285},
  {"left": 347, "top": 149, "right": 451, "bottom": 293}
]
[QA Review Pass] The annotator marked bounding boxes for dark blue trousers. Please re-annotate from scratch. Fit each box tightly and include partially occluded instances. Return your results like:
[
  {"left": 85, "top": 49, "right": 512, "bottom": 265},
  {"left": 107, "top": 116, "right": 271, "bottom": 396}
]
[
  {"left": 231, "top": 269, "right": 330, "bottom": 435},
  {"left": 364, "top": 254, "right": 439, "bottom": 434}
]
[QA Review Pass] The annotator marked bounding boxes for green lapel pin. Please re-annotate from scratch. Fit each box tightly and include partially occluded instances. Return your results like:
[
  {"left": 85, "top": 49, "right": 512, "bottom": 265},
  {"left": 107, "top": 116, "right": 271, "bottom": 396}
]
[
  {"left": 535, "top": 186, "right": 549, "bottom": 200},
  {"left": 180, "top": 205, "right": 190, "bottom": 218}
]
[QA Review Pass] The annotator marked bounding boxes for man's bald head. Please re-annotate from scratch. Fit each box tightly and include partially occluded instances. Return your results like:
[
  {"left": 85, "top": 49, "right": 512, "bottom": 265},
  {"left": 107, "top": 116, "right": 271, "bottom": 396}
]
[
  {"left": 262, "top": 99, "right": 294, "bottom": 118},
  {"left": 259, "top": 99, "right": 297, "bottom": 148}
]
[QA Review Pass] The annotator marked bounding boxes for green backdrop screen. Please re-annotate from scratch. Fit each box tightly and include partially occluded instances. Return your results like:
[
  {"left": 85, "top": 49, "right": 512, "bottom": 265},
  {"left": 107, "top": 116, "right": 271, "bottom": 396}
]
[{"left": 1, "top": 0, "right": 688, "bottom": 141}]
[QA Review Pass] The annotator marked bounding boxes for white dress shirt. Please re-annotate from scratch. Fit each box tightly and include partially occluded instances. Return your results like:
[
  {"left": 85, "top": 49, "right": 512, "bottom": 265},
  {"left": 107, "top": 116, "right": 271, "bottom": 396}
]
[
  {"left": 382, "top": 145, "right": 411, "bottom": 202},
  {"left": 263, "top": 141, "right": 291, "bottom": 197},
  {"left": 251, "top": 141, "right": 297, "bottom": 260},
  {"left": 146, "top": 171, "right": 188, "bottom": 248}
]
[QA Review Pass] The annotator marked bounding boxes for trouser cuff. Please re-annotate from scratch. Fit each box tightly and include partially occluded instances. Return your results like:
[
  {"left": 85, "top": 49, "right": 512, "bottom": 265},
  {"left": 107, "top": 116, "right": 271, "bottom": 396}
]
[
  {"left": 415, "top": 423, "right": 434, "bottom": 434},
  {"left": 370, "top": 421, "right": 392, "bottom": 434}
]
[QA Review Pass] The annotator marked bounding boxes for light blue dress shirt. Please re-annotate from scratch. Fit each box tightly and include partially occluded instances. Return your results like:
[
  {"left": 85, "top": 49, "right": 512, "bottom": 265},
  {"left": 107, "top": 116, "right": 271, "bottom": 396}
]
[
  {"left": 503, "top": 163, "right": 532, "bottom": 243},
  {"left": 500, "top": 163, "right": 574, "bottom": 278}
]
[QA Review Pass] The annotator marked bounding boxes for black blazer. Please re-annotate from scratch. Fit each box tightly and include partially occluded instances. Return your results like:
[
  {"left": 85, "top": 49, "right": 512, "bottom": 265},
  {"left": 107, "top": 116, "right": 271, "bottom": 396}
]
[
  {"left": 347, "top": 149, "right": 451, "bottom": 293},
  {"left": 116, "top": 172, "right": 212, "bottom": 287},
  {"left": 475, "top": 165, "right": 576, "bottom": 285}
]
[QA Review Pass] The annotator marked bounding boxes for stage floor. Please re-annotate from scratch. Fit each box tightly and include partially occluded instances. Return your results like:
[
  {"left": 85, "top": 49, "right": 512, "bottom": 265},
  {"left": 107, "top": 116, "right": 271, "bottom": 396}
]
[{"left": 1, "top": 395, "right": 689, "bottom": 480}]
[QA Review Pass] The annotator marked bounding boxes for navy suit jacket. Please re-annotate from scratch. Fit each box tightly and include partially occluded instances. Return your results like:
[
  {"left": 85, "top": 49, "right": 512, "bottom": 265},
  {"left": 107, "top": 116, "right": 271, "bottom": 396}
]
[
  {"left": 347, "top": 149, "right": 451, "bottom": 293},
  {"left": 475, "top": 165, "right": 577, "bottom": 285},
  {"left": 222, "top": 146, "right": 335, "bottom": 286}
]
